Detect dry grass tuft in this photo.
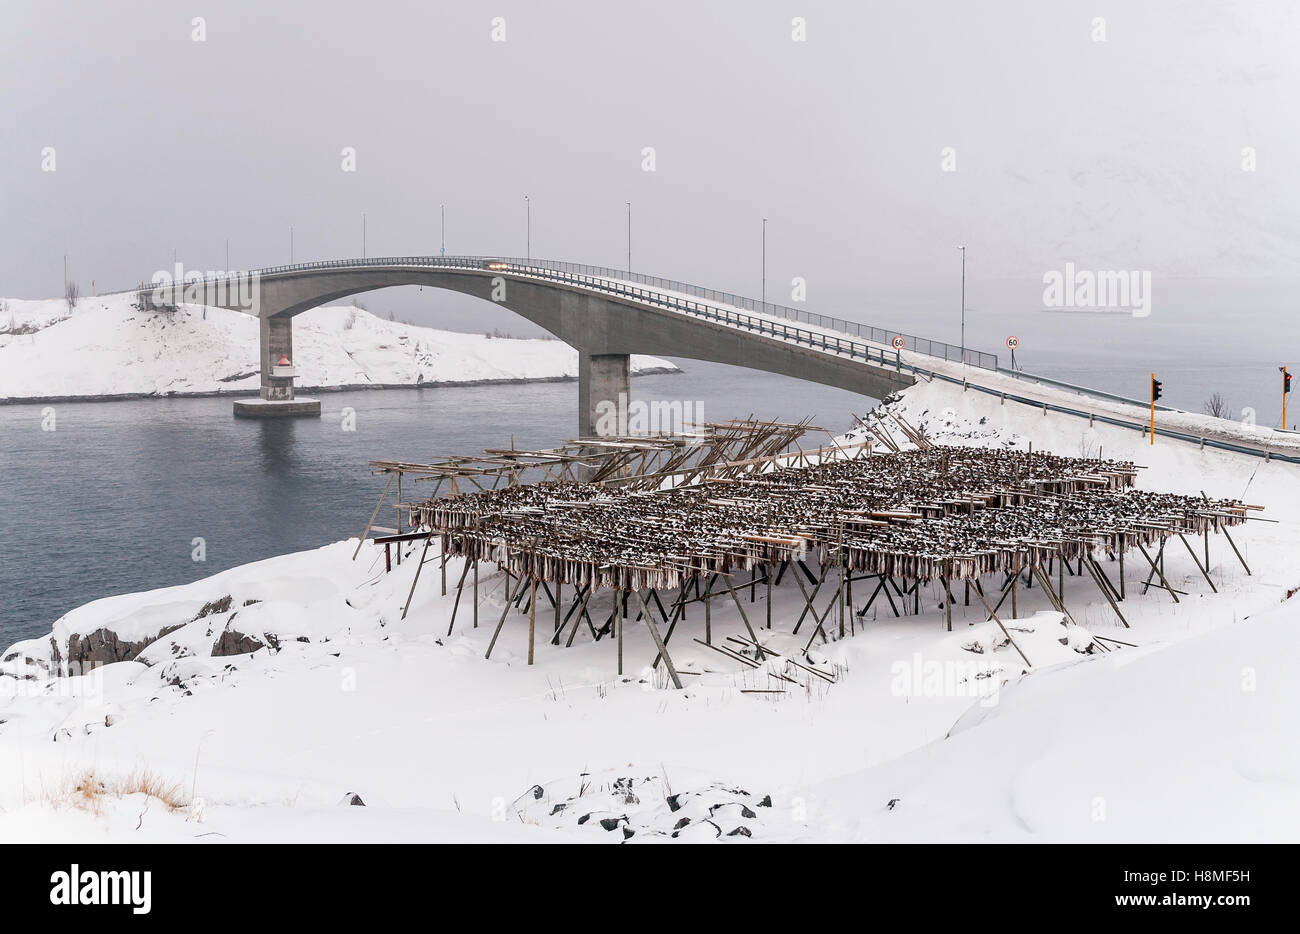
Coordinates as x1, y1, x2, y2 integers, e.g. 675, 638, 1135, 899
43, 767, 188, 816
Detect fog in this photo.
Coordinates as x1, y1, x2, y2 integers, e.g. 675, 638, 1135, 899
3, 0, 1296, 339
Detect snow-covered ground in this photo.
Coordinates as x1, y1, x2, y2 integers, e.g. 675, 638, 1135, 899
0, 294, 675, 402
1, 374, 1297, 843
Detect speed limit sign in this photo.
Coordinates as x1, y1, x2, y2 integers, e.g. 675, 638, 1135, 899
891, 336, 906, 350
1006, 335, 1020, 350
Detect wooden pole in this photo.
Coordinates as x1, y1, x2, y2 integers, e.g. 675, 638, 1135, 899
790, 567, 826, 635
721, 574, 767, 657
1177, 533, 1217, 593
352, 473, 394, 560
1220, 526, 1252, 575
633, 589, 682, 689
564, 585, 598, 648
554, 579, 562, 646
1136, 540, 1180, 603
766, 566, 773, 629
446, 556, 473, 635
485, 571, 516, 659
704, 579, 712, 644
400, 533, 434, 620
970, 580, 1032, 667
528, 579, 537, 665
1084, 556, 1131, 628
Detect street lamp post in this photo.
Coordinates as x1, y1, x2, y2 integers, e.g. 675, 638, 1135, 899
958, 245, 967, 365
524, 195, 530, 261
626, 201, 632, 274
363, 213, 367, 258
441, 204, 446, 256
290, 226, 294, 263
762, 218, 767, 309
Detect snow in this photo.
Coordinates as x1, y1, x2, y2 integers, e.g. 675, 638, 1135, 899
0, 294, 675, 402
2, 370, 1298, 842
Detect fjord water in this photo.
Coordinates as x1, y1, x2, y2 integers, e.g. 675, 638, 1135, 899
0, 364, 866, 645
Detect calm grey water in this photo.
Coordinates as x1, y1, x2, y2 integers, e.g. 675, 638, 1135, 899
0, 362, 866, 646
3, 275, 1296, 648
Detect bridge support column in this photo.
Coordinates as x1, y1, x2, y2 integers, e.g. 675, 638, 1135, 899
234, 314, 320, 417
578, 352, 630, 438
260, 315, 295, 401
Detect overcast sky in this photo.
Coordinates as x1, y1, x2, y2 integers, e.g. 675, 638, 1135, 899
3, 0, 1297, 336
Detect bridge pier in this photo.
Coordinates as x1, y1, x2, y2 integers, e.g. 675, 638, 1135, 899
234, 314, 320, 418
260, 315, 295, 401
578, 352, 630, 438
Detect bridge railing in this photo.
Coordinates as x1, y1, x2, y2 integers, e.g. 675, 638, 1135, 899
495, 260, 914, 376
468, 256, 999, 371
136, 254, 996, 370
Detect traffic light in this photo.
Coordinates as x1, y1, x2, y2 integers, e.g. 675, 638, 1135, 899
1151, 376, 1163, 401
1284, 369, 1292, 394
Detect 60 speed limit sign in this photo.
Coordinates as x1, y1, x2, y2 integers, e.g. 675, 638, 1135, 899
1006, 335, 1020, 350
891, 336, 906, 350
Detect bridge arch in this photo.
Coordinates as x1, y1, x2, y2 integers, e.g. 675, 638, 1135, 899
144, 257, 914, 431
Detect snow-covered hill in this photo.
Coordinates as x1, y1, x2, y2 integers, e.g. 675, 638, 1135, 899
0, 295, 676, 402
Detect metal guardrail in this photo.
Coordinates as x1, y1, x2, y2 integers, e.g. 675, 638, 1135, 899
997, 366, 1177, 413
929, 369, 1300, 465
500, 260, 910, 371
135, 254, 998, 371
474, 256, 1001, 371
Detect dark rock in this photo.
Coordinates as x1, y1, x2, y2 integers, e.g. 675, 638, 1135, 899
577, 813, 591, 825
666, 793, 682, 812
599, 817, 622, 832
342, 793, 365, 806
673, 817, 690, 830
530, 784, 544, 800
758, 795, 772, 807
622, 826, 635, 839
193, 595, 233, 620
549, 803, 568, 816
740, 805, 757, 819
727, 826, 752, 837
211, 628, 265, 657
54, 624, 184, 667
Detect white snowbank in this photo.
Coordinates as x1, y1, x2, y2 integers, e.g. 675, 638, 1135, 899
0, 294, 676, 402
2, 374, 1298, 842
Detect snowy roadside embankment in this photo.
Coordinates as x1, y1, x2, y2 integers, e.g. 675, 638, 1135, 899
0, 295, 677, 403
